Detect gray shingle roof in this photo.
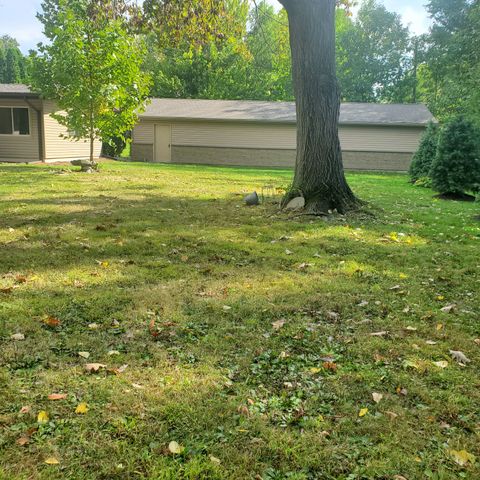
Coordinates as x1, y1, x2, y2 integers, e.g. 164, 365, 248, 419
140, 98, 435, 126
0, 84, 39, 97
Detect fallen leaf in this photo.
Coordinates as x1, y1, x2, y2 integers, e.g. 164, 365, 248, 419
11, 333, 25, 341
433, 361, 449, 369
78, 351, 90, 359
358, 300, 369, 307
44, 457, 60, 465
298, 262, 313, 270
309, 367, 321, 374
88, 323, 99, 330
396, 387, 408, 396
372, 392, 383, 404
271, 319, 286, 330
358, 408, 368, 417
393, 476, 408, 480
449, 350, 471, 365
386, 411, 399, 419
209, 455, 221, 465
285, 249, 293, 255
404, 326, 417, 331
403, 359, 420, 370
222, 305, 232, 311
37, 411, 49, 424
168, 441, 184, 454
426, 340, 437, 345
48, 394, 67, 401
322, 361, 337, 371
441, 304, 456, 314
132, 383, 144, 389
474, 339, 480, 346
43, 316, 61, 327
84, 363, 106, 373
108, 350, 120, 356
448, 449, 476, 466
370, 331, 388, 337
16, 435, 30, 446
15, 275, 27, 284
19, 406, 30, 414
436, 323, 444, 331
75, 402, 89, 414
0, 286, 14, 294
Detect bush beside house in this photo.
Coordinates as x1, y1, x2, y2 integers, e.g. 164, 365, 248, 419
409, 122, 439, 184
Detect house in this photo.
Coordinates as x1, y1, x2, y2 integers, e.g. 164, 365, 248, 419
131, 99, 435, 171
0, 84, 101, 163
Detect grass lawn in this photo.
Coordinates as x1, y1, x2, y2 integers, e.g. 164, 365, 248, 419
0, 160, 479, 480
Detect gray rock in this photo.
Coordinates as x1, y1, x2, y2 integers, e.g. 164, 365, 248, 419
285, 197, 305, 211
244, 191, 260, 206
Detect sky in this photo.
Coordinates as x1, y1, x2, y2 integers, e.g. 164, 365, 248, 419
0, 0, 432, 54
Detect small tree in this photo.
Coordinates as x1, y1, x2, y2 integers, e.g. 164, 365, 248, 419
30, 0, 150, 165
430, 116, 480, 195
409, 121, 440, 183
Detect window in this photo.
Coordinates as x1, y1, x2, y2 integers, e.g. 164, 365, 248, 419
0, 107, 30, 135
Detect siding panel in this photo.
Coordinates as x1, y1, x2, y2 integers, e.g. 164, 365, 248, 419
0, 98, 40, 160
132, 122, 155, 144
43, 100, 102, 160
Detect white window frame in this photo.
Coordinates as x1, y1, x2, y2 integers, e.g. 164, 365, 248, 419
0, 106, 31, 137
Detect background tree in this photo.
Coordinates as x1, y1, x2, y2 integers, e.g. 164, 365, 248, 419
0, 36, 29, 83
430, 117, 480, 195
30, 0, 150, 164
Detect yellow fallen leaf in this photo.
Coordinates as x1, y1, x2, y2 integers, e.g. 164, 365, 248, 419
37, 411, 49, 424
359, 408, 368, 417
44, 457, 60, 465
168, 441, 184, 454
209, 455, 221, 465
309, 367, 321, 374
75, 402, 89, 414
433, 361, 449, 369
449, 449, 476, 466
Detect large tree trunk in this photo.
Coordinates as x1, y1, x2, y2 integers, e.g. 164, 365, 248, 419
279, 0, 360, 214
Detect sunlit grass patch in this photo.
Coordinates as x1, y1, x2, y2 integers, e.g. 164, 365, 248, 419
0, 161, 479, 479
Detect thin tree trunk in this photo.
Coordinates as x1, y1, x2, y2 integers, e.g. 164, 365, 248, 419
279, 0, 360, 214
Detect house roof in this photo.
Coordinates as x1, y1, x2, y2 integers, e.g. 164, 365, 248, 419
140, 98, 435, 127
0, 83, 40, 98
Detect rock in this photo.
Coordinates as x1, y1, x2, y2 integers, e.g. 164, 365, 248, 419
244, 191, 259, 206
71, 159, 97, 173
285, 197, 305, 211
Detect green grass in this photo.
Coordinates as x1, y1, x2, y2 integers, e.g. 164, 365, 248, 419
0, 160, 479, 480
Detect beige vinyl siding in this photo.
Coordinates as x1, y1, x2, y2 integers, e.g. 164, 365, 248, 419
0, 98, 40, 160
134, 120, 424, 154
132, 122, 155, 144
43, 100, 101, 160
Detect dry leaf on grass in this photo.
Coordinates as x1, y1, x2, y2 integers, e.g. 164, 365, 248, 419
48, 394, 67, 401
370, 331, 388, 337
16, 436, 30, 446
358, 408, 368, 417
168, 441, 184, 454
11, 333, 25, 341
433, 361, 449, 369
44, 457, 60, 465
19, 406, 30, 414
84, 363, 106, 373
372, 393, 383, 404
271, 319, 286, 330
449, 350, 471, 365
448, 449, 476, 466
43, 316, 61, 327
441, 304, 456, 313
78, 351, 90, 359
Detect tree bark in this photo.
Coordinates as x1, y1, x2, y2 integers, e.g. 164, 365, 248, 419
278, 0, 360, 214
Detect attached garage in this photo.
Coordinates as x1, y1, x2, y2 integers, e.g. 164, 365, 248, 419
0, 84, 101, 163
131, 99, 435, 171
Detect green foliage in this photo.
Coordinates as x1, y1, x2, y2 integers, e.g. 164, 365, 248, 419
29, 0, 150, 162
430, 116, 480, 194
409, 122, 440, 182
0, 35, 28, 84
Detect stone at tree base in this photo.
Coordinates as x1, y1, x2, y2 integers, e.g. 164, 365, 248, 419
285, 197, 305, 211
71, 159, 97, 173
244, 191, 260, 206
